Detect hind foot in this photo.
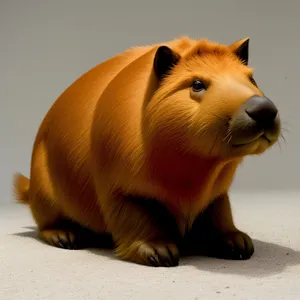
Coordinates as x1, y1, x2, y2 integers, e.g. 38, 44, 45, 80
40, 229, 87, 250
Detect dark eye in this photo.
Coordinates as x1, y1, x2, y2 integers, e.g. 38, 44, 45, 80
192, 80, 206, 92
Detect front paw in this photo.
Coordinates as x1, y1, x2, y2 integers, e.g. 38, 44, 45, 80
116, 241, 180, 267
213, 231, 254, 260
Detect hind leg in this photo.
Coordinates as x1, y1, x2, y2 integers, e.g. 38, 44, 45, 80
29, 192, 99, 250
28, 142, 102, 250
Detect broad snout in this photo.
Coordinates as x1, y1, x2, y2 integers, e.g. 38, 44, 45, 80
230, 95, 281, 147
244, 95, 278, 128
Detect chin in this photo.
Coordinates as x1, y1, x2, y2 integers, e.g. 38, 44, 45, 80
226, 135, 279, 157
250, 136, 278, 155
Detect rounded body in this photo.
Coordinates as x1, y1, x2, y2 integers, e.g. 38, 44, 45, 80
13, 36, 280, 267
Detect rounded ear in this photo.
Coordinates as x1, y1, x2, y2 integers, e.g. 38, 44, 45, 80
153, 46, 181, 80
229, 37, 250, 65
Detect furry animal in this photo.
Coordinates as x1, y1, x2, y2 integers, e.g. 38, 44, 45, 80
13, 36, 281, 267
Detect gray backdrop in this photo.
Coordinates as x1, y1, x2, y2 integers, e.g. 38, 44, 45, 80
1, 0, 299, 204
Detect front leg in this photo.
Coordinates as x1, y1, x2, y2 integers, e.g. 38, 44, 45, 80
185, 193, 254, 260
102, 193, 181, 267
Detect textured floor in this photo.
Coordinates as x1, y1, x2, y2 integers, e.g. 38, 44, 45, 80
1, 191, 300, 300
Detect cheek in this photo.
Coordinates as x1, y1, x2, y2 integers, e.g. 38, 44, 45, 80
191, 108, 227, 148
191, 91, 232, 135
187, 93, 236, 153
145, 92, 199, 142
161, 91, 199, 121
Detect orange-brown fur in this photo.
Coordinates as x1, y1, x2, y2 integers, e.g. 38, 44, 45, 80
13, 36, 279, 266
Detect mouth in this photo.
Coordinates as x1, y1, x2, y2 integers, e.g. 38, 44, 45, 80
231, 133, 271, 148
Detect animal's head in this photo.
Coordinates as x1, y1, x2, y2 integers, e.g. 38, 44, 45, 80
143, 37, 281, 159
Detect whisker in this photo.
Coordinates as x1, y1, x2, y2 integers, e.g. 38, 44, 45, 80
280, 133, 287, 147
227, 134, 233, 144
222, 132, 230, 143
281, 127, 290, 134
209, 131, 220, 154
225, 132, 231, 143
281, 121, 293, 132
223, 127, 233, 144
281, 120, 292, 126
211, 112, 226, 122
277, 139, 282, 152
196, 122, 211, 137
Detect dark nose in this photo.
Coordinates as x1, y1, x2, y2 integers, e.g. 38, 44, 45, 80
244, 95, 278, 126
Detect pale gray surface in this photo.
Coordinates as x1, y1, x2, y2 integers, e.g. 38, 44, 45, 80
1, 192, 300, 300
0, 0, 299, 205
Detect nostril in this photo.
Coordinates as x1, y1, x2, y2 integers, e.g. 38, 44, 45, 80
246, 106, 278, 122
244, 96, 278, 125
